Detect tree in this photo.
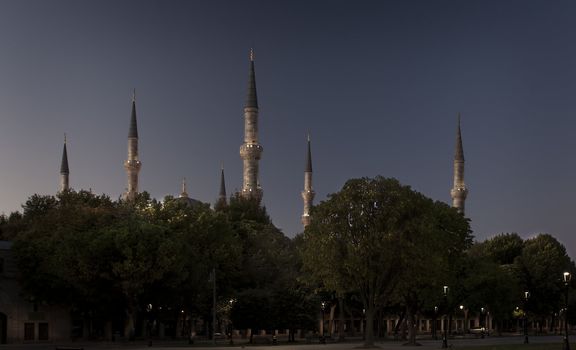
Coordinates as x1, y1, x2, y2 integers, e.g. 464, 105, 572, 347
474, 233, 523, 265
514, 234, 574, 332
464, 240, 521, 335
300, 176, 471, 347
391, 200, 472, 345
225, 194, 309, 339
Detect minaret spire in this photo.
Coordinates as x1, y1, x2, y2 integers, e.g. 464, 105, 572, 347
59, 133, 70, 192
216, 165, 227, 208
180, 178, 189, 198
128, 89, 138, 139
450, 113, 468, 214
239, 49, 263, 201
123, 89, 142, 201
301, 134, 315, 228
245, 48, 258, 109
219, 165, 227, 199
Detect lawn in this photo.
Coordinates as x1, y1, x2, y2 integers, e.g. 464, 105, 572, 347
453, 344, 563, 350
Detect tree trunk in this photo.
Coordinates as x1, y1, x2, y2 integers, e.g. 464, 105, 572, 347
347, 305, 355, 337
393, 310, 405, 340
329, 303, 336, 337
406, 305, 418, 345
364, 306, 375, 347
124, 299, 136, 341
104, 320, 112, 341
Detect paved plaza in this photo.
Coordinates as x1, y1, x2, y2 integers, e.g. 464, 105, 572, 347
0, 335, 570, 350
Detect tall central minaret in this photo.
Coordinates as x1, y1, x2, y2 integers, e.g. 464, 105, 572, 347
301, 134, 315, 228
123, 90, 141, 201
59, 134, 70, 192
450, 113, 468, 214
239, 49, 263, 202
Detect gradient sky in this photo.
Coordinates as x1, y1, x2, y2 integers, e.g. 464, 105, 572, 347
0, 0, 575, 258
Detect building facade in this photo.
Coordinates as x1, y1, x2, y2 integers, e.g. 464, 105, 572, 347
0, 241, 71, 343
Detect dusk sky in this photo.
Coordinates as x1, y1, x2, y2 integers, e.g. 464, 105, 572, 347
0, 0, 575, 258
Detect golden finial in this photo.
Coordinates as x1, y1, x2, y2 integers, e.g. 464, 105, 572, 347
249, 48, 255, 61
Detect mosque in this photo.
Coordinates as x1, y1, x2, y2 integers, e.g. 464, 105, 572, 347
58, 48, 469, 229
0, 49, 469, 343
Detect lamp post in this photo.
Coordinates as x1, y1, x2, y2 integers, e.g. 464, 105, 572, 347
480, 308, 486, 339
362, 308, 366, 341
210, 267, 216, 345
524, 291, 530, 344
320, 301, 326, 343
146, 303, 153, 347
228, 299, 235, 345
433, 306, 438, 340
442, 286, 449, 349
563, 272, 571, 350
459, 305, 468, 334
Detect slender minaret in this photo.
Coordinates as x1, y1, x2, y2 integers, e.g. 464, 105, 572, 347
123, 90, 142, 201
239, 49, 263, 202
59, 134, 70, 192
301, 134, 315, 228
450, 113, 468, 214
179, 178, 189, 198
219, 166, 227, 205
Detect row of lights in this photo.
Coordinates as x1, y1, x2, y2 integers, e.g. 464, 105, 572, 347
440, 271, 572, 349
149, 271, 573, 345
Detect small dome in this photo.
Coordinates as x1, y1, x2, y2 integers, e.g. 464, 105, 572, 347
174, 196, 203, 208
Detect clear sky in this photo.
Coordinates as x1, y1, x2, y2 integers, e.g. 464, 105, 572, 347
0, 0, 575, 258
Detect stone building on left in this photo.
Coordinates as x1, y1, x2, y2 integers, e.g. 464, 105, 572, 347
0, 241, 70, 343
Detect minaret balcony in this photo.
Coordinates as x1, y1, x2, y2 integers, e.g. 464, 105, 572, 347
124, 160, 142, 169
450, 187, 468, 198
240, 143, 263, 159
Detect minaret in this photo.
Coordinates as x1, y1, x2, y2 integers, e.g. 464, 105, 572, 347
450, 113, 468, 214
59, 134, 70, 192
123, 90, 142, 201
239, 49, 263, 202
301, 134, 315, 228
179, 178, 189, 198
218, 166, 227, 206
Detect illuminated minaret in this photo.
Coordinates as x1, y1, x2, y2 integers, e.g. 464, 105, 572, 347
123, 90, 142, 201
179, 178, 188, 198
216, 166, 227, 208
301, 134, 315, 228
450, 113, 468, 214
239, 49, 263, 201
59, 134, 70, 192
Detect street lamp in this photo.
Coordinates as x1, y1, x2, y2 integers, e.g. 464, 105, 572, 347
480, 308, 486, 339
442, 286, 449, 349
362, 308, 366, 341
433, 306, 439, 340
320, 301, 326, 343
563, 272, 571, 350
228, 299, 235, 345
146, 303, 153, 347
459, 305, 466, 334
524, 291, 530, 344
